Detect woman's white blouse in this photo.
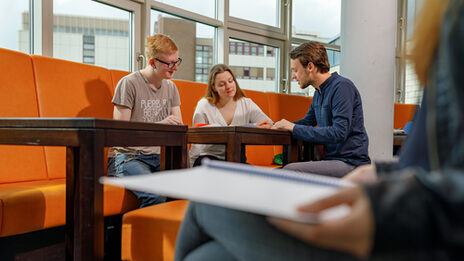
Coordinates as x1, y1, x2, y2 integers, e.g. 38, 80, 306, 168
189, 97, 272, 167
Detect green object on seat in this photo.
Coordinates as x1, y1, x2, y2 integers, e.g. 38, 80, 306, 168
273, 153, 283, 165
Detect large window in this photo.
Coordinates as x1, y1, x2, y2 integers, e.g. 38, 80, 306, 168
229, 0, 279, 27
292, 0, 341, 39
403, 0, 422, 104
155, 0, 216, 18
0, 1, 30, 53
229, 39, 279, 92
53, 0, 132, 70
151, 9, 215, 83
0, 0, 351, 96
290, 0, 341, 95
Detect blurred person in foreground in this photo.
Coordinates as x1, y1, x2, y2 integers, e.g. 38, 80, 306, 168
174, 0, 464, 260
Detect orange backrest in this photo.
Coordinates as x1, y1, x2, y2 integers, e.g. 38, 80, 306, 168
174, 79, 208, 127
32, 55, 114, 179
243, 89, 270, 116
0, 48, 48, 184
110, 69, 131, 95
266, 92, 312, 122
393, 103, 418, 129
242, 89, 276, 166
266, 92, 312, 156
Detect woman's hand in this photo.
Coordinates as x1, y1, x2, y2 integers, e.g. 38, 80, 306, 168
268, 187, 374, 259
343, 164, 377, 184
255, 119, 273, 129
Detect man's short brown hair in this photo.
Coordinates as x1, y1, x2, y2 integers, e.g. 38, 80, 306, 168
145, 34, 178, 60
289, 41, 330, 73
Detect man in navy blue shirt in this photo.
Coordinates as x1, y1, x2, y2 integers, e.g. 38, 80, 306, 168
273, 42, 371, 177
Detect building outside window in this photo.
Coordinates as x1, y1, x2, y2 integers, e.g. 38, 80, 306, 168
82, 35, 95, 64
291, 0, 341, 96
0, 1, 29, 53
151, 9, 215, 83
49, 0, 132, 71
229, 39, 278, 92
195, 43, 213, 83
0, 0, 354, 96
402, 0, 422, 104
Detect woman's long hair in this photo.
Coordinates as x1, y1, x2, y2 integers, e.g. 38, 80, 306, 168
409, 0, 449, 84
205, 64, 245, 104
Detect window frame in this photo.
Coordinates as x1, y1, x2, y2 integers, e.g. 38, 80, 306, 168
31, 0, 140, 71
20, 0, 349, 94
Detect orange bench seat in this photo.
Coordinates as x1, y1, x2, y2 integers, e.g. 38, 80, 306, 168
121, 200, 189, 261
0, 48, 140, 239
0, 180, 138, 237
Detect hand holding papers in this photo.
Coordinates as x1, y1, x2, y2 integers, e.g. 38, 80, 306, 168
101, 159, 353, 223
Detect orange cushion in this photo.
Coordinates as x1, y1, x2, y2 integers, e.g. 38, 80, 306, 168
0, 146, 48, 184
0, 179, 65, 237
0, 48, 39, 117
242, 89, 276, 166
110, 69, 131, 95
122, 200, 189, 261
32, 55, 114, 179
0, 179, 138, 237
243, 89, 270, 116
174, 79, 207, 127
0, 48, 48, 184
103, 184, 140, 217
267, 93, 312, 157
266, 92, 312, 122
394, 103, 418, 129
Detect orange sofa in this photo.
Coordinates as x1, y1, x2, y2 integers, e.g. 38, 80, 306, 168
393, 103, 418, 129
0, 49, 139, 241
0, 48, 419, 260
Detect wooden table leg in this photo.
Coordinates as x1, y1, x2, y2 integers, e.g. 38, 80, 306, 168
226, 134, 242, 163
163, 146, 173, 170
66, 147, 76, 261
282, 145, 290, 166
66, 130, 104, 261
172, 135, 188, 169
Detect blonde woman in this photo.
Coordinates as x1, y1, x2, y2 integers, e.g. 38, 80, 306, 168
189, 64, 272, 167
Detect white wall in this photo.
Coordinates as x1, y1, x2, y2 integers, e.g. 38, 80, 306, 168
340, 0, 396, 161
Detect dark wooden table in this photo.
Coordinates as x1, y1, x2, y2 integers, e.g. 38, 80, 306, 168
393, 134, 407, 155
394, 134, 407, 146
188, 126, 305, 165
0, 118, 188, 261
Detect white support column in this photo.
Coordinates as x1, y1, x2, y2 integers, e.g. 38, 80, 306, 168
340, 0, 397, 161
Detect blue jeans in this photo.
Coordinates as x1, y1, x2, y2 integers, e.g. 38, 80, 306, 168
107, 153, 166, 208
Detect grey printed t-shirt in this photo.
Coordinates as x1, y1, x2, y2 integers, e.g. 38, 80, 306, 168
110, 71, 181, 155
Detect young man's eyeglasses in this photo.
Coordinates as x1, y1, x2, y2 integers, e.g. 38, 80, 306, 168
154, 58, 182, 69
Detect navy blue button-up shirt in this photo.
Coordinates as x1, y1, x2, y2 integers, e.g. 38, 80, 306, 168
292, 72, 371, 167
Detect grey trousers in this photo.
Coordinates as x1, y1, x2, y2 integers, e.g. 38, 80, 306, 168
175, 202, 452, 261
175, 202, 359, 261
283, 160, 356, 178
